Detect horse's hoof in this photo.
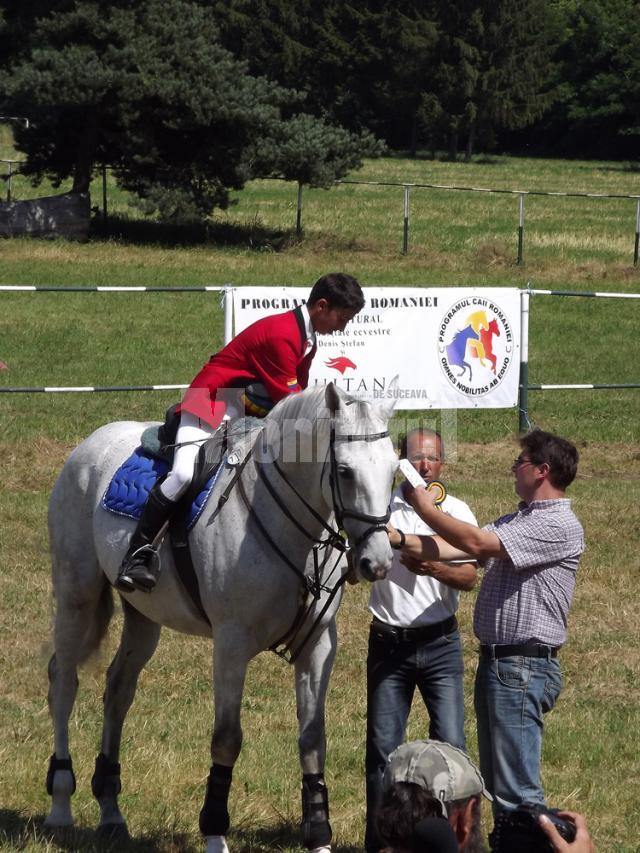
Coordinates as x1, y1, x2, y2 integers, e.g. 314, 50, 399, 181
205, 836, 229, 853
311, 847, 332, 853
44, 809, 74, 829
96, 822, 130, 843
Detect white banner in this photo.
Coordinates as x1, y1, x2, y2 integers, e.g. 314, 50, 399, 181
232, 287, 521, 409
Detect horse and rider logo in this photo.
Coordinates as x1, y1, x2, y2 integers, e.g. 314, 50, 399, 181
438, 299, 513, 397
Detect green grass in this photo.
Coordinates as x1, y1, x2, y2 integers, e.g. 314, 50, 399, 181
1, 149, 639, 851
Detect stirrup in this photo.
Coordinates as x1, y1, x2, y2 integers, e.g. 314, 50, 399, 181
116, 545, 160, 593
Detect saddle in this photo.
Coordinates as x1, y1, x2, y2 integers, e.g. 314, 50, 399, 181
105, 410, 264, 623
166, 423, 229, 624
140, 403, 181, 464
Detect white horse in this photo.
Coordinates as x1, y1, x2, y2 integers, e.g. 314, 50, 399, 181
45, 383, 398, 852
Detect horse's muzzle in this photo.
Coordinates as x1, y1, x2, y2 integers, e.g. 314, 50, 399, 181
356, 551, 392, 582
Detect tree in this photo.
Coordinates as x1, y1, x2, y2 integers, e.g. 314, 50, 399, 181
503, 0, 640, 158
416, 0, 561, 160
0, 0, 381, 222
559, 0, 640, 155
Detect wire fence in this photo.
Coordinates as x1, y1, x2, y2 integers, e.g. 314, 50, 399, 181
1, 286, 638, 443
3, 160, 640, 264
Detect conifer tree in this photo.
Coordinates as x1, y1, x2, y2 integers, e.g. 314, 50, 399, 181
0, 0, 380, 221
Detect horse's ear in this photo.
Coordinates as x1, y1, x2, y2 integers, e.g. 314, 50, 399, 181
376, 375, 399, 421
325, 381, 344, 414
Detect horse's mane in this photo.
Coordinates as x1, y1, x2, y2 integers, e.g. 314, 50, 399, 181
266, 385, 379, 428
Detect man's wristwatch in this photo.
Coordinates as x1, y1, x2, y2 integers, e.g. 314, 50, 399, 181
391, 530, 406, 550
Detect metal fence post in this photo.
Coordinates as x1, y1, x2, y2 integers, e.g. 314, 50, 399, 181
296, 182, 303, 236
102, 164, 108, 221
517, 193, 525, 265
402, 185, 410, 255
7, 161, 13, 202
223, 285, 234, 345
518, 288, 530, 432
634, 199, 639, 266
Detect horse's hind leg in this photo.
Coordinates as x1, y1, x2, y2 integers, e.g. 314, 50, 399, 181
295, 620, 338, 853
92, 599, 161, 839
46, 576, 114, 828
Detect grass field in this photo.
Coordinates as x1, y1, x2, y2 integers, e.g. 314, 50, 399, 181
1, 145, 639, 851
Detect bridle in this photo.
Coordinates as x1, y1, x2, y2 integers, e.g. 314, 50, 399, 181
234, 419, 392, 663
327, 424, 391, 548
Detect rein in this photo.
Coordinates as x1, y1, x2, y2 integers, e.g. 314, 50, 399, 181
234, 420, 391, 663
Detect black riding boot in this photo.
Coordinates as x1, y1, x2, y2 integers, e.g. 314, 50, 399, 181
116, 483, 174, 593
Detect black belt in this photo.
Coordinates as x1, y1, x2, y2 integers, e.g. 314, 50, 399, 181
371, 615, 457, 644
480, 643, 559, 659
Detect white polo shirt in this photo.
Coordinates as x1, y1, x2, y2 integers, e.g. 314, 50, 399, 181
369, 486, 478, 628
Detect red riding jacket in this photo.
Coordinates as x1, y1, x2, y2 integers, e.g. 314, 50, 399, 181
179, 306, 316, 427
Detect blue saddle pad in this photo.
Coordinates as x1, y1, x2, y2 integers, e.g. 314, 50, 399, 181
101, 446, 222, 530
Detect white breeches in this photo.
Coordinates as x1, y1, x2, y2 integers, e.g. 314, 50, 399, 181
159, 411, 217, 502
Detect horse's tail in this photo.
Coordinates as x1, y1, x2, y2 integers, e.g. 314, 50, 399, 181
78, 579, 114, 666
50, 575, 115, 668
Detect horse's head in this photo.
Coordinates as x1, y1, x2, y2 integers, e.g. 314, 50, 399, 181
324, 383, 397, 582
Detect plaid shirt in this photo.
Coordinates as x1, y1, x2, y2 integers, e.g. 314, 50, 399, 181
473, 499, 584, 646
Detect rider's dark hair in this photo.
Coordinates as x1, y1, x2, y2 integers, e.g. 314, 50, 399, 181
520, 428, 579, 489
308, 272, 365, 312
399, 428, 444, 462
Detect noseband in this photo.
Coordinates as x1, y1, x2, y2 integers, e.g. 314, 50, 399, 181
328, 425, 391, 549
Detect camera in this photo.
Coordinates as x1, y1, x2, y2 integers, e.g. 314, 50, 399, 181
489, 802, 577, 852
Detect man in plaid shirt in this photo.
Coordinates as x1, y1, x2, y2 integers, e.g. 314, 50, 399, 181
388, 429, 584, 821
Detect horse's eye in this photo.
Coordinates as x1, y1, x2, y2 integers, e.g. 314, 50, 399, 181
338, 466, 354, 480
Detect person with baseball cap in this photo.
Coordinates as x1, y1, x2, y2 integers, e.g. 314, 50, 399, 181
376, 739, 492, 852
376, 740, 595, 853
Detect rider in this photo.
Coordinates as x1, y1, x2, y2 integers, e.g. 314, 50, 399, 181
116, 272, 365, 593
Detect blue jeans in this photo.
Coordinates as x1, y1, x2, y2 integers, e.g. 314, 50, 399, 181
364, 624, 466, 851
474, 651, 563, 816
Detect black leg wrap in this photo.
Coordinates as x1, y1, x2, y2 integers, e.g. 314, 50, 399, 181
301, 773, 332, 849
46, 753, 76, 796
199, 764, 233, 837
91, 752, 122, 799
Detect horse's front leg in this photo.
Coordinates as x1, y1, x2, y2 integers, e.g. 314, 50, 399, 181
201, 628, 253, 853
294, 619, 338, 853
92, 600, 161, 840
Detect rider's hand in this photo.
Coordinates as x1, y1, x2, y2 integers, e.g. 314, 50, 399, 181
538, 812, 595, 853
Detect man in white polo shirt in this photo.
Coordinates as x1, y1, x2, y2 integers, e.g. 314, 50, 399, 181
364, 428, 478, 853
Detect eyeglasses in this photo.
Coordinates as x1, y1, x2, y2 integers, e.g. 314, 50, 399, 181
512, 455, 534, 469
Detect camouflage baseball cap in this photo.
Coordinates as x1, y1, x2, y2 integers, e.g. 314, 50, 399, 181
382, 740, 492, 817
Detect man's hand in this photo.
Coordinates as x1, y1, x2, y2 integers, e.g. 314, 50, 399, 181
538, 812, 595, 853
401, 554, 478, 590
344, 549, 360, 585
400, 554, 436, 576
405, 481, 438, 515
387, 523, 402, 549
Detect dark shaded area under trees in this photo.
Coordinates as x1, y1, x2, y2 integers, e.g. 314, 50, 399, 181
0, 0, 638, 227
213, 0, 639, 160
